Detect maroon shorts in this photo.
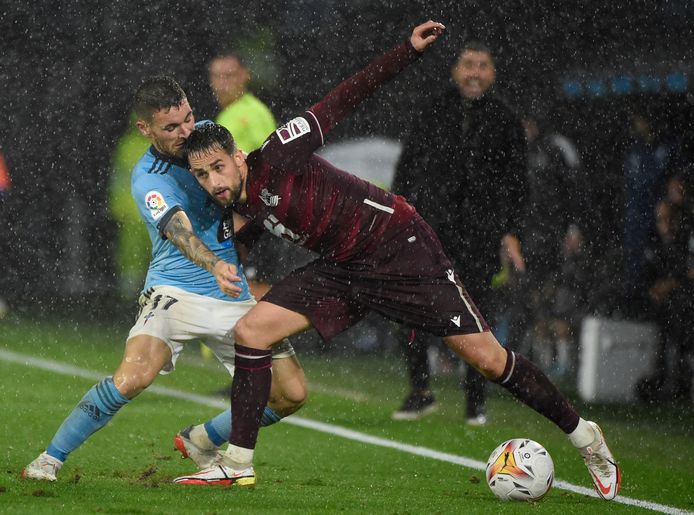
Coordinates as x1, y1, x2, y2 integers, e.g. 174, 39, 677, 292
263, 220, 489, 341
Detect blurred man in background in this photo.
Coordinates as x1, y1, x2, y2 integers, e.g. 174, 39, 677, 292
209, 51, 276, 155
391, 41, 527, 425
522, 115, 587, 382
109, 115, 151, 298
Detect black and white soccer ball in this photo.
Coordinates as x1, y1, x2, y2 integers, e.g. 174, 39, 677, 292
486, 438, 554, 501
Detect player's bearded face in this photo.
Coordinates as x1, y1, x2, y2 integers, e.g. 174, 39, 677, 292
143, 100, 195, 158
189, 146, 246, 207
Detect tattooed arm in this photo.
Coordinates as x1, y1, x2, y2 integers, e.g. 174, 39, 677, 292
162, 210, 242, 297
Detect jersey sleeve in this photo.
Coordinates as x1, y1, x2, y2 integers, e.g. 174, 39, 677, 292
131, 173, 188, 238
260, 40, 421, 171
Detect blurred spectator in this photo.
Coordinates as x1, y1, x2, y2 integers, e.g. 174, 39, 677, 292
520, 116, 588, 380
522, 115, 583, 285
109, 116, 151, 298
637, 199, 694, 402
391, 41, 527, 424
622, 110, 676, 315
209, 51, 276, 156
0, 150, 10, 193
530, 225, 590, 381
664, 172, 694, 237
0, 150, 10, 318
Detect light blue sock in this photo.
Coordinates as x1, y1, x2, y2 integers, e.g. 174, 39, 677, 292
204, 406, 282, 447
46, 377, 129, 462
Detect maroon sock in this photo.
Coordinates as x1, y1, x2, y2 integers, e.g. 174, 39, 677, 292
229, 343, 272, 449
495, 351, 580, 434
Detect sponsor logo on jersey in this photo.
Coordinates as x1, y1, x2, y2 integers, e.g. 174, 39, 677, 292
218, 207, 234, 242
221, 219, 233, 240
263, 214, 307, 245
276, 117, 311, 144
145, 191, 168, 220
259, 188, 281, 207
451, 315, 461, 327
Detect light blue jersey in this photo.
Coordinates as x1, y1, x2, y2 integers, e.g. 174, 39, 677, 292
131, 143, 251, 301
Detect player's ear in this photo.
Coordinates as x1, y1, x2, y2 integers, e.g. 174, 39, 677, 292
233, 149, 246, 167
135, 119, 150, 138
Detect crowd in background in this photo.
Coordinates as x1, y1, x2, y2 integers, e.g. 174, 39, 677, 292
499, 107, 694, 402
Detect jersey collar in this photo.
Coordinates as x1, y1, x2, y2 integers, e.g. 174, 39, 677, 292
149, 145, 188, 169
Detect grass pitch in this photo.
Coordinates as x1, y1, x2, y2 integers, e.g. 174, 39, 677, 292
0, 314, 692, 514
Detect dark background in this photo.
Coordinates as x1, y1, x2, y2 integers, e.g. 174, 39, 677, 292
1, 0, 693, 317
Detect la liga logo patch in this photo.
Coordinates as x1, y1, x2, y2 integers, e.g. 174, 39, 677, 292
276, 117, 310, 144
145, 191, 168, 220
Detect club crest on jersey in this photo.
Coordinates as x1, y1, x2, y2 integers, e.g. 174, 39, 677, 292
259, 188, 281, 207
276, 117, 310, 144
145, 191, 168, 220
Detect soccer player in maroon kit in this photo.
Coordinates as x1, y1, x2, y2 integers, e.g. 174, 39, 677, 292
174, 20, 620, 500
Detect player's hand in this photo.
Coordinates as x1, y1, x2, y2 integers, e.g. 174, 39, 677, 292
501, 233, 526, 273
410, 20, 446, 52
213, 261, 243, 297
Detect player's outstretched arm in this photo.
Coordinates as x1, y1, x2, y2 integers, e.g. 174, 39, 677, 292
261, 19, 447, 171
409, 20, 446, 52
162, 210, 243, 297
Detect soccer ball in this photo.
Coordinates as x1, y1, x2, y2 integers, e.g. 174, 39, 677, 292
486, 438, 554, 501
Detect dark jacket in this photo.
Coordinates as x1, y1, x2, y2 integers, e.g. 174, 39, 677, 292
392, 87, 528, 296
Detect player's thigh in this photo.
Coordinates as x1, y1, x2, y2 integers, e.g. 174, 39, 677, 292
127, 286, 196, 374
113, 334, 172, 397
443, 331, 507, 379
269, 354, 307, 412
234, 301, 312, 348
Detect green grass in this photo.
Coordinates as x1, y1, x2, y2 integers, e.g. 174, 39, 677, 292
0, 314, 693, 514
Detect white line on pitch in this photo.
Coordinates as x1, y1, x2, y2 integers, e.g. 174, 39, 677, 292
1, 347, 690, 515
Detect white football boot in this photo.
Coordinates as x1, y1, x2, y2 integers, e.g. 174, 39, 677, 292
173, 464, 256, 487
22, 452, 63, 481
579, 421, 621, 500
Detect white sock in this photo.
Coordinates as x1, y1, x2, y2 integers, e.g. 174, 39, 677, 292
190, 424, 216, 450
568, 418, 596, 448
222, 444, 254, 469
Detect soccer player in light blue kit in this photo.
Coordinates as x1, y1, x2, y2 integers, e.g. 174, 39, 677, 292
23, 76, 307, 482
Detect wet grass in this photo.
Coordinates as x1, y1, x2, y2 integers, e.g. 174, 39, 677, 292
0, 314, 692, 513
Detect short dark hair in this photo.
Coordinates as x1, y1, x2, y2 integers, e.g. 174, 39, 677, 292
183, 122, 237, 159
133, 75, 187, 121
209, 51, 247, 69
460, 40, 495, 63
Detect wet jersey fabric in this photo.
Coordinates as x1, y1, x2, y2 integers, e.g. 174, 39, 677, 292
233, 41, 489, 337
131, 136, 251, 301
235, 41, 420, 263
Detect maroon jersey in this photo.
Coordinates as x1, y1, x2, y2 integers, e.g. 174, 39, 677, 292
235, 41, 420, 263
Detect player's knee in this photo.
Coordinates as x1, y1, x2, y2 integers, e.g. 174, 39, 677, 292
269, 389, 307, 416
113, 367, 159, 399
233, 317, 265, 347
268, 375, 308, 414
472, 347, 508, 380
283, 381, 308, 409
